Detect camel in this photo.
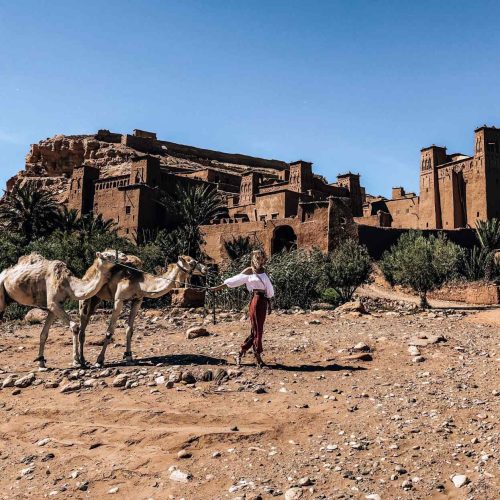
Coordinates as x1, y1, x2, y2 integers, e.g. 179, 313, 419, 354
0, 250, 127, 368
78, 255, 208, 367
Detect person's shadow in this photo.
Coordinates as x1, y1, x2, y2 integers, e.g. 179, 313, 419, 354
258, 362, 366, 372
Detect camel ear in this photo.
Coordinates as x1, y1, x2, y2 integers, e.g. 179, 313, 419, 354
96, 252, 102, 259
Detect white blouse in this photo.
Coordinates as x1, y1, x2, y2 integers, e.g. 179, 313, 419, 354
224, 272, 275, 299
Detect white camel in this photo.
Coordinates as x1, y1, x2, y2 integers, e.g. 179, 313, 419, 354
78, 255, 207, 367
0, 250, 127, 368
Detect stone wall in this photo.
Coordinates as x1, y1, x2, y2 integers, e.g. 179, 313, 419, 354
428, 282, 500, 305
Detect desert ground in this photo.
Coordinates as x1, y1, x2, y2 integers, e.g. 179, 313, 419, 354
0, 291, 498, 500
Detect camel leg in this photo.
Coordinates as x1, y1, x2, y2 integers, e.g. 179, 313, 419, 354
34, 312, 55, 369
95, 298, 124, 367
49, 302, 80, 367
124, 298, 142, 363
78, 296, 100, 367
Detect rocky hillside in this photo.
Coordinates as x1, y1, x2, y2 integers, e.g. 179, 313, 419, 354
5, 129, 289, 203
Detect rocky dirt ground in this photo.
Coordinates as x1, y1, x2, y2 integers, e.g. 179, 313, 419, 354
0, 298, 498, 500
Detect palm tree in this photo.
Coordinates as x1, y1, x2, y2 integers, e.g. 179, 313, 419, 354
224, 236, 255, 260
79, 213, 117, 235
161, 183, 226, 256
475, 218, 500, 281
56, 206, 82, 232
0, 183, 59, 241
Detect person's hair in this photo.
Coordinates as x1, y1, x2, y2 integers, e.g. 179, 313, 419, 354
251, 249, 267, 272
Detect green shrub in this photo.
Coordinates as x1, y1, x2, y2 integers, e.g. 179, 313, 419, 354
321, 288, 342, 306
267, 249, 327, 310
325, 239, 371, 302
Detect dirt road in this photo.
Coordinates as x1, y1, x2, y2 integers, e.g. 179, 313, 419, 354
0, 301, 498, 499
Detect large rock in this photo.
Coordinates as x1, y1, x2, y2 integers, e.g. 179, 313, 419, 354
186, 326, 210, 339
171, 288, 206, 308
335, 299, 367, 315
24, 308, 47, 324
14, 373, 36, 388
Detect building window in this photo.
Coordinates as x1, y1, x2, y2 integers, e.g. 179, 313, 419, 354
477, 211, 480, 217
259, 215, 266, 222
426, 222, 429, 228
487, 141, 499, 153
126, 206, 131, 215
271, 213, 278, 220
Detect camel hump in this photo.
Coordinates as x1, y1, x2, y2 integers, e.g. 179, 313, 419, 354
50, 261, 72, 282
17, 252, 45, 265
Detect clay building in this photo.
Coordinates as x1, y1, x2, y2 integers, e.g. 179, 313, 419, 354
362, 126, 500, 229
6, 124, 496, 263
8, 129, 364, 263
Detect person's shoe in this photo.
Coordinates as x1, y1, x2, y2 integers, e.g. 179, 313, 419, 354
236, 351, 244, 366
255, 353, 266, 368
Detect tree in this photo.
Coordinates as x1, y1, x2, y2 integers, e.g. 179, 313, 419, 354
79, 213, 117, 236
380, 231, 462, 308
325, 239, 372, 303
161, 183, 226, 258
0, 183, 59, 241
474, 218, 500, 281
224, 236, 256, 261
55, 206, 82, 233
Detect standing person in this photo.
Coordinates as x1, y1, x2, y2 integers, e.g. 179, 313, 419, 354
210, 249, 274, 367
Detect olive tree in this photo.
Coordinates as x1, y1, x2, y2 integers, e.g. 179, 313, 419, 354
380, 231, 462, 308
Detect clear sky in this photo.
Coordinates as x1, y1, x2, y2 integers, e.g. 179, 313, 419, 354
1, 0, 500, 197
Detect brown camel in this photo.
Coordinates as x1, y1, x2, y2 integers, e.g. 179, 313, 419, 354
78, 255, 207, 367
0, 250, 127, 368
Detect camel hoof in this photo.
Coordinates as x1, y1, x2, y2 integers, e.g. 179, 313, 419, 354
124, 357, 133, 364
94, 361, 104, 369
38, 367, 49, 373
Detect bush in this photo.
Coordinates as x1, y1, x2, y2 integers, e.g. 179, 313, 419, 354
321, 288, 342, 306
325, 239, 371, 302
380, 231, 462, 308
267, 249, 327, 310
27, 230, 134, 276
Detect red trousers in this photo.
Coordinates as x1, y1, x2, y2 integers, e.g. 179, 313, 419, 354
241, 293, 267, 354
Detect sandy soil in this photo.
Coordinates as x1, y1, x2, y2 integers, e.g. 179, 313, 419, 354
0, 300, 498, 500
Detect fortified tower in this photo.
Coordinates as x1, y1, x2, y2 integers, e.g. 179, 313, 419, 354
67, 164, 99, 215
418, 145, 447, 229
336, 173, 363, 216
289, 160, 313, 193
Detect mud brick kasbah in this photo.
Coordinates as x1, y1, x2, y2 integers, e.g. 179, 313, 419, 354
6, 125, 500, 263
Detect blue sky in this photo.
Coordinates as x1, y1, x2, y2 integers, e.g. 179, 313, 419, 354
1, 0, 500, 197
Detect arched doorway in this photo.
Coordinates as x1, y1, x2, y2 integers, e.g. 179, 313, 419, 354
272, 225, 297, 254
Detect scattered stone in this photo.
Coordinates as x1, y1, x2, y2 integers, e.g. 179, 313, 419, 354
408, 346, 420, 356
2, 374, 17, 388
108, 487, 119, 494
24, 308, 47, 324
298, 476, 314, 486
344, 352, 373, 362
186, 326, 210, 339
60, 381, 81, 393
36, 438, 51, 447
181, 371, 196, 384
284, 487, 303, 500
413, 355, 426, 363
336, 299, 367, 315
14, 373, 36, 388
169, 469, 192, 483
112, 374, 128, 387
451, 474, 469, 488
353, 342, 370, 352
177, 449, 192, 459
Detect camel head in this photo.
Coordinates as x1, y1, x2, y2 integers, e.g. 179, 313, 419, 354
177, 255, 208, 277
95, 249, 128, 271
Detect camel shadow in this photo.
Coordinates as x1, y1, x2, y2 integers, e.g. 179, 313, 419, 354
265, 363, 367, 372
104, 353, 228, 368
